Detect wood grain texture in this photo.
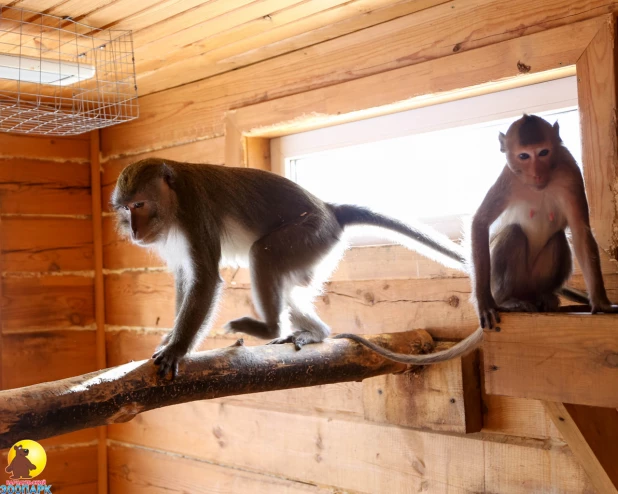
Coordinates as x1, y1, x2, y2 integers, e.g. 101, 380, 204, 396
134, 0, 613, 96
1, 218, 93, 272
108, 443, 336, 494
363, 345, 482, 433
483, 313, 618, 408
1, 330, 97, 389
106, 329, 565, 439
576, 15, 618, 257
108, 400, 592, 493
0, 158, 91, 215
544, 402, 618, 493
104, 270, 479, 337
2, 276, 95, 332
101, 1, 608, 157
0, 331, 432, 449
231, 19, 596, 138
0, 134, 89, 162
0, 445, 97, 494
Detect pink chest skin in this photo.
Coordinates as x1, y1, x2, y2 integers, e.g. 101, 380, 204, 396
529, 209, 555, 221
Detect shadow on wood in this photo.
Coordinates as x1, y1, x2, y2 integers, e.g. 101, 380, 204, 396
0, 330, 434, 449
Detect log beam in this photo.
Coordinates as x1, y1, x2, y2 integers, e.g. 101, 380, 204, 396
0, 330, 434, 449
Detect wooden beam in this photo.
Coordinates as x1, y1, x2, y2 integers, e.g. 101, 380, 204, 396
90, 130, 108, 494
576, 15, 618, 258
363, 344, 482, 433
544, 402, 618, 493
483, 313, 618, 408
225, 114, 245, 167
230, 17, 601, 138
0, 330, 434, 449
245, 137, 272, 171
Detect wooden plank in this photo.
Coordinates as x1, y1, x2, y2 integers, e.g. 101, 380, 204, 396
104, 270, 478, 336
1, 330, 97, 389
0, 444, 97, 494
544, 402, 618, 493
136, 0, 447, 95
0, 158, 91, 215
245, 137, 271, 171
483, 313, 618, 408
90, 130, 107, 494
133, 0, 612, 97
576, 15, 618, 257
101, 1, 609, 157
232, 21, 594, 138
108, 443, 336, 494
363, 344, 482, 433
100, 137, 225, 210
108, 400, 592, 493
2, 276, 95, 331
482, 395, 562, 440
105, 269, 618, 339
225, 115, 245, 167
1, 218, 93, 272
0, 134, 89, 162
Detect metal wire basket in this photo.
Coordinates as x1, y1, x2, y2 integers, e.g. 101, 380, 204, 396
0, 6, 139, 136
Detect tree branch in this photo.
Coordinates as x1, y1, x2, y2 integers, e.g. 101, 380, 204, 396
0, 330, 434, 448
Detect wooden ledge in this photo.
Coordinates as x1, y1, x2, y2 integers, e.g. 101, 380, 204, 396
483, 312, 618, 408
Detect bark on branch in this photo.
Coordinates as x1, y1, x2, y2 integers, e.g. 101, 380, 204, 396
0, 330, 434, 449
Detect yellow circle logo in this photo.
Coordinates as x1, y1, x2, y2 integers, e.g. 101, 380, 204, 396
5, 440, 47, 479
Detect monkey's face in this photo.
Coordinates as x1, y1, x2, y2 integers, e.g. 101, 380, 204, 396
505, 142, 555, 190
500, 115, 560, 191
112, 181, 173, 246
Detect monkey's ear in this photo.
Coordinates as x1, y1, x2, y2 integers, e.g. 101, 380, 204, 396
499, 132, 507, 153
553, 121, 563, 142
161, 162, 175, 187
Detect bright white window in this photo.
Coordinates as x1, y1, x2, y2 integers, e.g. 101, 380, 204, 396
271, 77, 581, 245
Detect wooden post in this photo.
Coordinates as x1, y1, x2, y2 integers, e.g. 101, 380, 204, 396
0, 330, 434, 449
544, 402, 618, 493
90, 130, 108, 494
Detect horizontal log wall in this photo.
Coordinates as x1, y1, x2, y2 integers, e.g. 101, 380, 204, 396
98, 0, 618, 492
0, 133, 98, 492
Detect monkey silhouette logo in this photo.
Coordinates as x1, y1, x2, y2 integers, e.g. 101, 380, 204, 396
5, 440, 47, 480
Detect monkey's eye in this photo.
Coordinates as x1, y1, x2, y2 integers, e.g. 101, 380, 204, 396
538, 149, 550, 157
133, 202, 144, 209
518, 153, 530, 160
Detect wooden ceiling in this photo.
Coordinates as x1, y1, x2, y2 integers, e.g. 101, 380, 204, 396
3, 0, 447, 97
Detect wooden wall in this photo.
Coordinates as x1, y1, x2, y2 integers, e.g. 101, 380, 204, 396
97, 1, 618, 492
0, 133, 98, 491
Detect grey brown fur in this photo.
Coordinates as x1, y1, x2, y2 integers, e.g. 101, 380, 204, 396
111, 158, 481, 377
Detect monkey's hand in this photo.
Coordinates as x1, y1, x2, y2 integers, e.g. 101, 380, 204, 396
476, 295, 501, 329
590, 298, 618, 314
152, 342, 187, 379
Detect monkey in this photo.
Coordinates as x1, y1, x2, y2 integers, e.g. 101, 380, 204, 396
112, 157, 487, 378
470, 113, 618, 329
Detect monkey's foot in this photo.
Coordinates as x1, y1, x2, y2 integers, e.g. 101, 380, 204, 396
498, 299, 538, 312
224, 317, 279, 340
268, 330, 324, 351
152, 343, 186, 379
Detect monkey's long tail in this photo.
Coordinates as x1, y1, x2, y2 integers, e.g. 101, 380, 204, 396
333, 327, 484, 365
331, 204, 467, 269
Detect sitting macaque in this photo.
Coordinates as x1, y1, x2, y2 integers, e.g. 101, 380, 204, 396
470, 113, 618, 328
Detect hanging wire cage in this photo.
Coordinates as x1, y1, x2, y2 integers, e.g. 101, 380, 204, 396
0, 5, 139, 136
